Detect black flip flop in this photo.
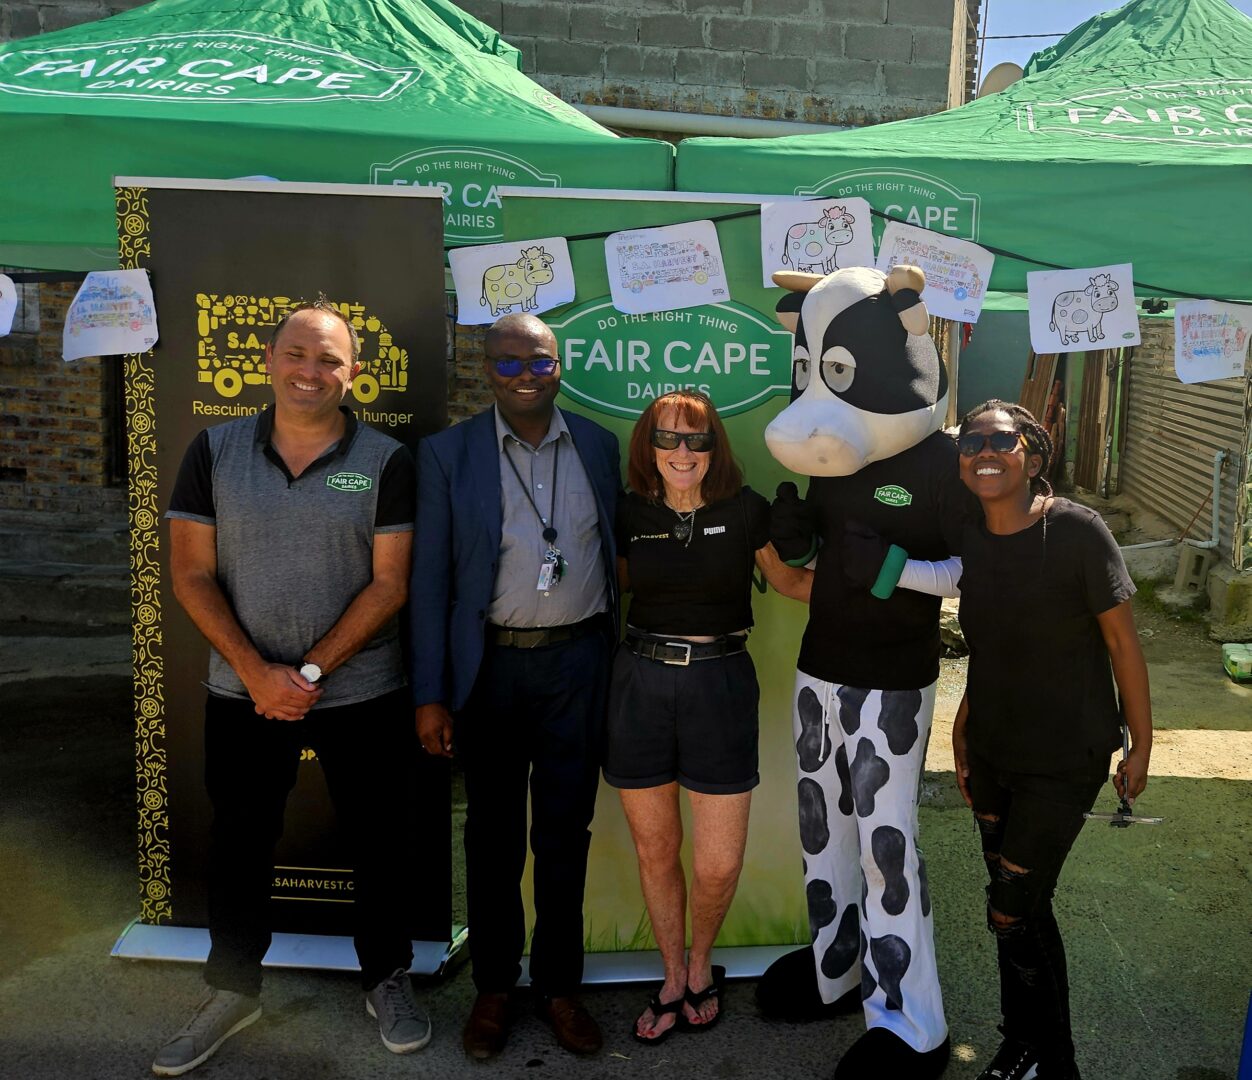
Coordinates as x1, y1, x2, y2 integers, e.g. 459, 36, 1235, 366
630, 991, 685, 1045
679, 965, 726, 1033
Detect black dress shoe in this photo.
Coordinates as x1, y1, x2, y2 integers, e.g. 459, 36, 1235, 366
463, 992, 511, 1061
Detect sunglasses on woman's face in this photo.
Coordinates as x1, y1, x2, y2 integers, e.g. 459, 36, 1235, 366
491, 356, 559, 378
958, 430, 1025, 457
651, 429, 716, 453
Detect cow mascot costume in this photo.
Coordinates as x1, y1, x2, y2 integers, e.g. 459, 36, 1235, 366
759, 264, 971, 1078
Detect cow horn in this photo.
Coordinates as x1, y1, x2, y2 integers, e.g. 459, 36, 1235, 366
772, 271, 823, 293
886, 265, 930, 336
886, 265, 925, 296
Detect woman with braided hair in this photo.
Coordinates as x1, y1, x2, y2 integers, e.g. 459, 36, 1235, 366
950, 399, 1152, 1080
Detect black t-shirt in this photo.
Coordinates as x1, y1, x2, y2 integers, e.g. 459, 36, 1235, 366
800, 430, 978, 690
958, 498, 1134, 772
617, 486, 771, 636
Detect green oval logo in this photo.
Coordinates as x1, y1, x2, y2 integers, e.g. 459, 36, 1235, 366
327, 472, 372, 493
548, 298, 792, 419
874, 484, 913, 507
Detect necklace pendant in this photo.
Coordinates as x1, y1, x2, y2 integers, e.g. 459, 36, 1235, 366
671, 520, 692, 542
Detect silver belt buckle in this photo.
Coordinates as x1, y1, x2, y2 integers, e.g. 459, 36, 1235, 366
662, 641, 692, 666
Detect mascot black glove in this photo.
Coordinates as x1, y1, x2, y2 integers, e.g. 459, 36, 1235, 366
842, 520, 909, 599
771, 482, 819, 566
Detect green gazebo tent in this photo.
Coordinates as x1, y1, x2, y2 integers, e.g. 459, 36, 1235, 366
0, 0, 673, 269
676, 0, 1252, 302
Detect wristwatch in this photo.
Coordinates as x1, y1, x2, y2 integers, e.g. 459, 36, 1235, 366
299, 662, 323, 684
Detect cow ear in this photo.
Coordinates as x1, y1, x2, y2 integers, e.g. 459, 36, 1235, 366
774, 291, 804, 333
515, 256, 526, 267
886, 264, 930, 336
773, 271, 823, 294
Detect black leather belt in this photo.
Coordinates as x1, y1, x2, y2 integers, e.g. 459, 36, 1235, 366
624, 630, 748, 666
487, 615, 601, 649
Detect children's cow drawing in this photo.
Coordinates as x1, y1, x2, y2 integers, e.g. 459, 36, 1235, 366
759, 264, 971, 1080
480, 245, 555, 317
780, 206, 856, 275
1049, 272, 1119, 345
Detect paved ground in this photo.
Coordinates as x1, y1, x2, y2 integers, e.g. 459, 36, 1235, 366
1, 606, 1249, 1079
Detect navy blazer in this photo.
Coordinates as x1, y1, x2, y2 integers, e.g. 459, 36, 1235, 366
409, 406, 620, 713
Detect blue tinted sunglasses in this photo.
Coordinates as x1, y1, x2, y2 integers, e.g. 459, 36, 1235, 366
492, 356, 558, 377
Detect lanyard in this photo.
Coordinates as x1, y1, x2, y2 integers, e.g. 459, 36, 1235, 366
503, 436, 560, 546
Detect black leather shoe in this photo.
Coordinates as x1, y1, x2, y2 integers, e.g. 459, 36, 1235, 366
463, 992, 510, 1061
537, 995, 602, 1055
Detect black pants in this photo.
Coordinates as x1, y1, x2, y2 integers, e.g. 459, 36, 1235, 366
968, 750, 1107, 1074
456, 626, 611, 997
203, 688, 416, 996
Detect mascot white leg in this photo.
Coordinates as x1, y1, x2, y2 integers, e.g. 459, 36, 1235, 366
778, 672, 950, 1077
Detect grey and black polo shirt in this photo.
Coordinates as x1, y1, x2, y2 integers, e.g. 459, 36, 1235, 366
167, 406, 415, 709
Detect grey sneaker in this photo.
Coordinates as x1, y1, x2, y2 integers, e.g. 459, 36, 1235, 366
151, 987, 261, 1076
365, 968, 431, 1054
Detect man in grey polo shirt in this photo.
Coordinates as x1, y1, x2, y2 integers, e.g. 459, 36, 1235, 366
411, 313, 619, 1060
153, 299, 425, 1076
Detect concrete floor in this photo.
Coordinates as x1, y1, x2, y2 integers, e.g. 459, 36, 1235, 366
0, 629, 1248, 1079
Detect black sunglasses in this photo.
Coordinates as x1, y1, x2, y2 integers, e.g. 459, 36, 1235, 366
958, 430, 1025, 457
491, 356, 559, 377
651, 429, 716, 453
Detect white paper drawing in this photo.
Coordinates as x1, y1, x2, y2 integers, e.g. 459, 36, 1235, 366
0, 274, 16, 337
1027, 263, 1139, 354
606, 220, 727, 315
63, 269, 159, 361
448, 236, 574, 326
760, 198, 874, 287
1174, 300, 1251, 384
874, 221, 995, 323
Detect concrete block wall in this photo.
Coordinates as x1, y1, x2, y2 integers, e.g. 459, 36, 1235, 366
458, 0, 974, 126
0, 0, 148, 42
0, 282, 125, 516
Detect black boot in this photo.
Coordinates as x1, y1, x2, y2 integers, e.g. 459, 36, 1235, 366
755, 947, 861, 1021
833, 1027, 951, 1079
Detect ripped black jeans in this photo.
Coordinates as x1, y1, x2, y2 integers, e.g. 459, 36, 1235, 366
967, 750, 1108, 1075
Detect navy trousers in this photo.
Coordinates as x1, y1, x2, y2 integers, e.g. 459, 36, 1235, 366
456, 626, 611, 997
202, 688, 417, 996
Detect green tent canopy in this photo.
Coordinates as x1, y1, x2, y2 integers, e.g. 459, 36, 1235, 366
676, 0, 1252, 302
0, 0, 673, 269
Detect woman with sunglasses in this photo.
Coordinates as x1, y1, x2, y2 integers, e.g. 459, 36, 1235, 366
951, 399, 1151, 1080
609, 390, 811, 1045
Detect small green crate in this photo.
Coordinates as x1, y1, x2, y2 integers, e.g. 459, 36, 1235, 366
1222, 643, 1252, 683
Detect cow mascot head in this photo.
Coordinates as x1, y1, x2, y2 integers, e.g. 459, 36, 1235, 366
766, 264, 946, 476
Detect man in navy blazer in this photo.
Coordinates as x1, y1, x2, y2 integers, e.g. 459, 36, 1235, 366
411, 313, 619, 1061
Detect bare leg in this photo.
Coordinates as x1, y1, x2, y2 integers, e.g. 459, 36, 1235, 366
685, 790, 752, 1025
620, 784, 687, 1039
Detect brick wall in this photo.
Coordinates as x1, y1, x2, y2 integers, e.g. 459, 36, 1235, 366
459, 0, 975, 126
0, 281, 125, 515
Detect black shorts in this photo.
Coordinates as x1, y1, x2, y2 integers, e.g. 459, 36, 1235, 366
603, 643, 760, 795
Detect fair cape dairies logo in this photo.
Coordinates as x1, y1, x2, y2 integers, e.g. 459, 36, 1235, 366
874, 485, 912, 507
370, 147, 561, 244
326, 472, 372, 493
798, 169, 980, 241
0, 31, 419, 103
1017, 79, 1252, 149
547, 298, 791, 419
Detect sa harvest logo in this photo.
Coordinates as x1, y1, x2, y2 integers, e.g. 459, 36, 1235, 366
874, 485, 912, 507
327, 472, 372, 493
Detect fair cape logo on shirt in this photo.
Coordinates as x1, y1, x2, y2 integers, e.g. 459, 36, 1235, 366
326, 472, 372, 493
874, 484, 912, 507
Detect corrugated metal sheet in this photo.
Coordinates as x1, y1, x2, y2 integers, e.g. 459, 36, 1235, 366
1120, 321, 1246, 561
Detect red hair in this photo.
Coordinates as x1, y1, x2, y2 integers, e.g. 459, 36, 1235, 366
626, 390, 743, 504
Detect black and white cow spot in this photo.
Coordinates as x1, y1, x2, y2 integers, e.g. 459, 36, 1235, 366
859, 930, 874, 1001
798, 777, 830, 855
795, 686, 831, 773
871, 826, 909, 916
877, 688, 923, 756
837, 685, 869, 736
807, 879, 838, 936
820, 905, 860, 981
869, 935, 912, 1013
918, 853, 932, 917
834, 742, 854, 816
850, 738, 891, 818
